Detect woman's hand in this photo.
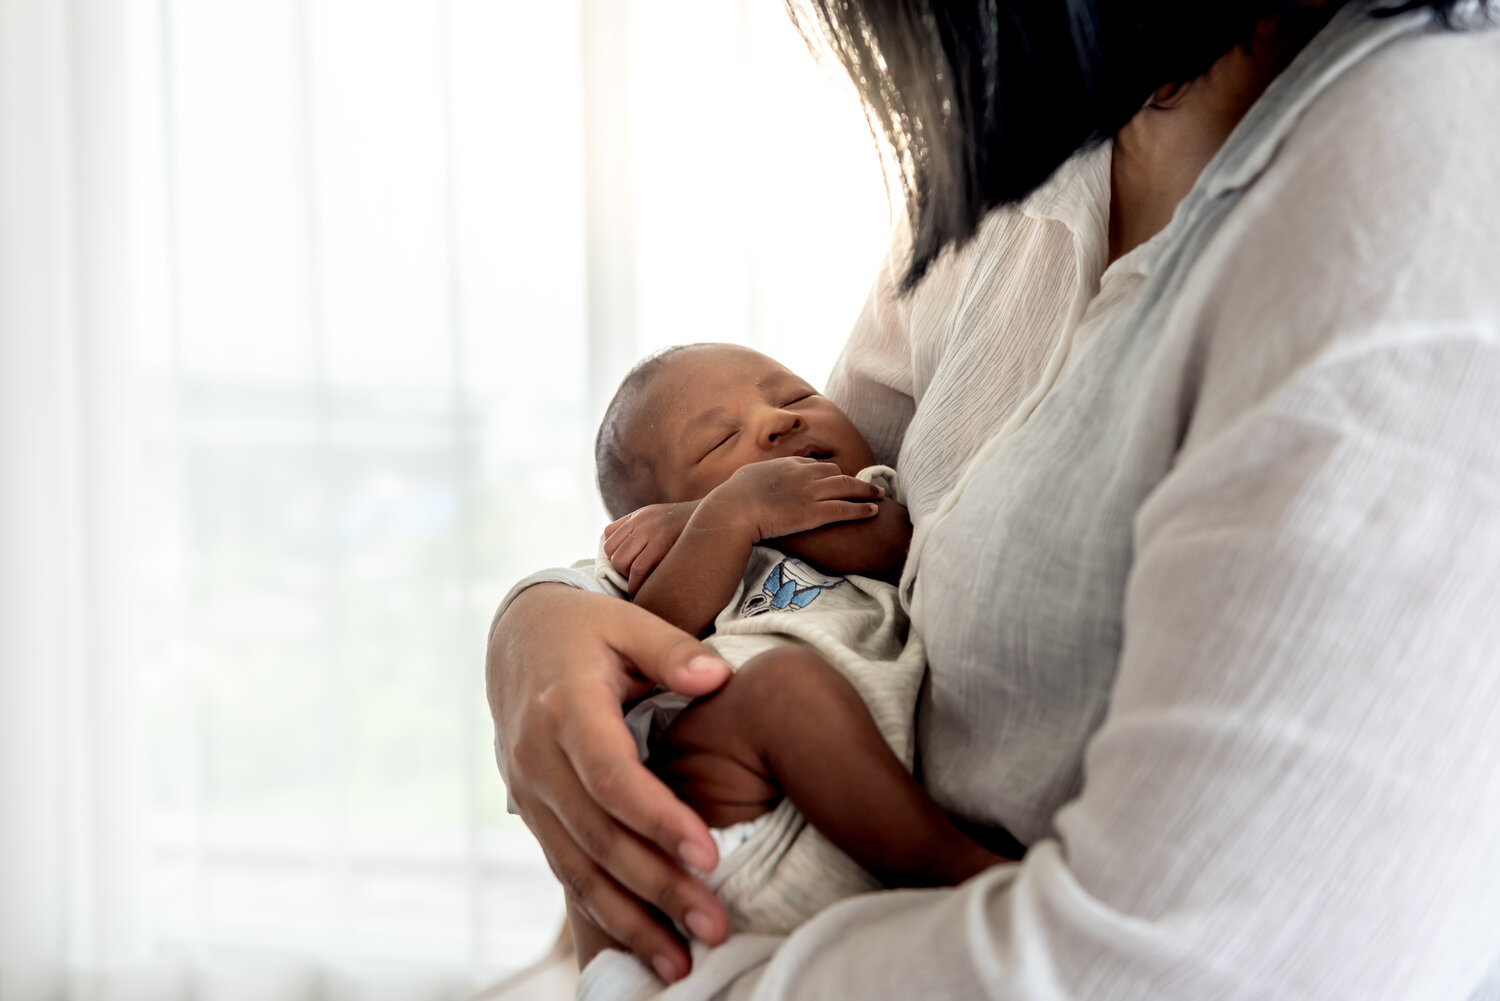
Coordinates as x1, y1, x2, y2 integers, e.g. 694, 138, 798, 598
604, 501, 699, 595
567, 898, 624, 971
487, 583, 734, 982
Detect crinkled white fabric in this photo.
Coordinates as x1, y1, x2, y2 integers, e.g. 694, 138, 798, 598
824, 137, 1142, 526
575, 5, 1500, 1000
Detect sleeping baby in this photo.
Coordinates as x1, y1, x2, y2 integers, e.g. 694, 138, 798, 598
567, 342, 1017, 964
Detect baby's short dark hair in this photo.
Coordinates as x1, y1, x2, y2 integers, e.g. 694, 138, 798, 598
594, 344, 702, 519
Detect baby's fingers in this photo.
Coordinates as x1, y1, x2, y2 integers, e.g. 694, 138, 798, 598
602, 519, 634, 559
813, 499, 882, 524
609, 533, 651, 579
627, 538, 673, 595
812, 474, 885, 501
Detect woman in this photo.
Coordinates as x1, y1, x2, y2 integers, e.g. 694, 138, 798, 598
489, 1, 1500, 997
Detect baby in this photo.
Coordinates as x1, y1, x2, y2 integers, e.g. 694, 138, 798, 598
570, 342, 1014, 962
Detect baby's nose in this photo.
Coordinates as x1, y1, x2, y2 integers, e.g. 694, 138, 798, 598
764, 411, 802, 444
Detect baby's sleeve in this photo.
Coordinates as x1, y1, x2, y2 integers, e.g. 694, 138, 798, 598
486, 557, 609, 648
854, 464, 900, 503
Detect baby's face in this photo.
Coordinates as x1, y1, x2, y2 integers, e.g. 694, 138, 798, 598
633, 344, 877, 503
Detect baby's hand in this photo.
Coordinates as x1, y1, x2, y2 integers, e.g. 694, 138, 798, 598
604, 501, 699, 595
713, 457, 883, 543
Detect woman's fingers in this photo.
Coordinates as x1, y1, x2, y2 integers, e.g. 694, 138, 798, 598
565, 898, 624, 972
559, 684, 723, 868
532, 700, 729, 964
603, 601, 733, 698
526, 795, 695, 983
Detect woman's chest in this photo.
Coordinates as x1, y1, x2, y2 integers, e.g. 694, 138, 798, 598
910, 304, 1195, 844
897, 219, 1079, 521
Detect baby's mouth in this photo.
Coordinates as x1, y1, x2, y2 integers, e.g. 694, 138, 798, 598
795, 444, 834, 460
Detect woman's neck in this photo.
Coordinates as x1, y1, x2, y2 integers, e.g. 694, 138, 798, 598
1107, 12, 1331, 264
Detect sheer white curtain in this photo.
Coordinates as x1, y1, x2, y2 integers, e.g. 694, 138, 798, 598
0, 1, 888, 1000
1, 1, 146, 999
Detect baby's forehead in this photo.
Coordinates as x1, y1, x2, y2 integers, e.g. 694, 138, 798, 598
649, 344, 792, 395
631, 344, 794, 435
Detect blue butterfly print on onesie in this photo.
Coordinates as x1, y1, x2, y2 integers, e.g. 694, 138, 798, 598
741, 559, 842, 617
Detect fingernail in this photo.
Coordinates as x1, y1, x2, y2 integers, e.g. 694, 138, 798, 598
679, 839, 716, 872
651, 954, 680, 983
686, 654, 725, 674
685, 909, 716, 942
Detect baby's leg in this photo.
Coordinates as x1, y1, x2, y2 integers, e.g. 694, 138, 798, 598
658, 645, 1014, 889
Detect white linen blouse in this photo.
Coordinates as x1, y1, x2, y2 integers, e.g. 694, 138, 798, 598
519, 5, 1500, 999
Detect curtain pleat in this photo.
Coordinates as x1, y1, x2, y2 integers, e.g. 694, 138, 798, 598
1, 0, 142, 997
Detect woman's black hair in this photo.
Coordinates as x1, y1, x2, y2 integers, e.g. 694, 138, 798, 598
786, 0, 1487, 292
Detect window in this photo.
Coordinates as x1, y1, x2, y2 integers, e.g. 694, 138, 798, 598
9, 0, 889, 996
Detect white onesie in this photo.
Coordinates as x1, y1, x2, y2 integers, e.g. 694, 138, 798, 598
597, 467, 926, 935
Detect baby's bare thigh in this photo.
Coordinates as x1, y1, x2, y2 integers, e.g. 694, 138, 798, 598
651, 645, 853, 827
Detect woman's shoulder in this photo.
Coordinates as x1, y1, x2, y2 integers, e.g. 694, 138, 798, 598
1162, 16, 1500, 454
1207, 11, 1499, 273
1251, 16, 1498, 247
1291, 13, 1500, 188
1195, 18, 1497, 337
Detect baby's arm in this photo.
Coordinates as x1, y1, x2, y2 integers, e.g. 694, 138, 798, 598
772, 497, 911, 582
628, 458, 882, 636
653, 644, 1016, 889
605, 488, 909, 598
